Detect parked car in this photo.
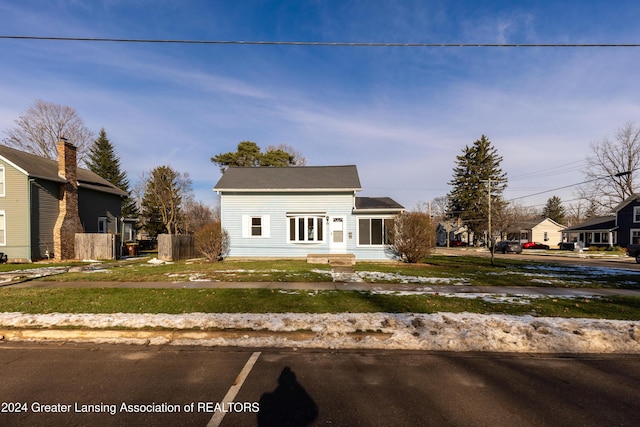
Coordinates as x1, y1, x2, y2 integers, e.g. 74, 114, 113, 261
449, 240, 468, 247
558, 242, 575, 251
626, 244, 640, 263
521, 242, 550, 250
492, 241, 522, 254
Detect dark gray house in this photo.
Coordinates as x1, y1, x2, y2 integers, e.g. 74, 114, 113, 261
0, 142, 127, 261
560, 194, 640, 248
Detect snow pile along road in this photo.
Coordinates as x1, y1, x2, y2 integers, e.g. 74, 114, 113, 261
1, 312, 639, 353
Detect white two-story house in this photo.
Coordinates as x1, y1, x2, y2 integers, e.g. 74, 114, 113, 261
214, 165, 404, 260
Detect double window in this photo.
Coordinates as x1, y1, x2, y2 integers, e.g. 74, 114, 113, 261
288, 216, 324, 242
358, 218, 394, 246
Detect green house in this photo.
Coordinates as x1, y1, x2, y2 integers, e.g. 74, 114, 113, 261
0, 143, 127, 262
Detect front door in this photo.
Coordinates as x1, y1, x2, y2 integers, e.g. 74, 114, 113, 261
329, 216, 347, 253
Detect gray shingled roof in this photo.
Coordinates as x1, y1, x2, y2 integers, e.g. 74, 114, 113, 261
562, 215, 616, 232
355, 196, 404, 211
214, 165, 362, 191
0, 144, 127, 197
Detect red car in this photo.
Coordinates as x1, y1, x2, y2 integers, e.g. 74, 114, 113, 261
521, 242, 550, 250
449, 240, 468, 247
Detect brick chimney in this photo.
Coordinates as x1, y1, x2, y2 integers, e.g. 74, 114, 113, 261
53, 138, 83, 260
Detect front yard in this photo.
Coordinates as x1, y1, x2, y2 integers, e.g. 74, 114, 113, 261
0, 255, 639, 320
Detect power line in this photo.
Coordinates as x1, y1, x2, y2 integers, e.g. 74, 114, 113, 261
509, 159, 588, 181
507, 167, 639, 202
2, 35, 640, 47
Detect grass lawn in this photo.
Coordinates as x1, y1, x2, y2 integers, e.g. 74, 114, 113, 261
0, 288, 638, 320
15, 255, 639, 289
0, 255, 638, 320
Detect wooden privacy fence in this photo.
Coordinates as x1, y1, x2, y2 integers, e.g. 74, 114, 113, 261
75, 233, 119, 260
158, 234, 195, 261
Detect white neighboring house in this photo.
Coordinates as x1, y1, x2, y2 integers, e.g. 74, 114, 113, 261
510, 218, 566, 246
214, 165, 404, 260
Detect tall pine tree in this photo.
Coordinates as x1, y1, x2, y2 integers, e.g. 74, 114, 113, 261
86, 128, 138, 218
447, 135, 507, 240
542, 196, 566, 224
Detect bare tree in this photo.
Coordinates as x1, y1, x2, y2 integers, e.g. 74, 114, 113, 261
492, 202, 538, 239
182, 200, 216, 234
579, 122, 640, 210
139, 166, 192, 236
428, 196, 449, 222
3, 99, 94, 162
387, 211, 435, 263
265, 144, 308, 166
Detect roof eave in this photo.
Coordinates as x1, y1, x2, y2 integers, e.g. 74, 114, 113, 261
352, 208, 404, 214
215, 187, 362, 192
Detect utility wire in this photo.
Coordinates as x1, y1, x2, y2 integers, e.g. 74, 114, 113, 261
1, 35, 640, 47
507, 167, 639, 202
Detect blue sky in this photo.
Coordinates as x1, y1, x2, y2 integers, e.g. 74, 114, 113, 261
2, 1, 640, 211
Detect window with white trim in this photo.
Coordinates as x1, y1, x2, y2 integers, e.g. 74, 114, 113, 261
632, 229, 640, 245
0, 211, 5, 245
288, 216, 324, 242
251, 217, 262, 236
242, 215, 270, 238
358, 218, 394, 246
634, 207, 640, 223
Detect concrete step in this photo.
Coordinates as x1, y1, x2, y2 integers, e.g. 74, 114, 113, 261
307, 253, 356, 266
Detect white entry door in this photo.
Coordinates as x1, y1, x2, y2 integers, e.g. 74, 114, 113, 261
329, 216, 347, 253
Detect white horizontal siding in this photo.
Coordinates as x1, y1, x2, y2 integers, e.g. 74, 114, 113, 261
219, 191, 396, 260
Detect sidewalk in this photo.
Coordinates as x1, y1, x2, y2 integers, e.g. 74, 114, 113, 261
3, 271, 640, 352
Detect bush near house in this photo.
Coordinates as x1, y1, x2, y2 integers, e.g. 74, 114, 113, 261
387, 211, 436, 263
194, 220, 230, 262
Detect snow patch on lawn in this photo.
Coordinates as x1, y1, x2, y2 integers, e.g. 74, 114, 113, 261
1, 312, 638, 353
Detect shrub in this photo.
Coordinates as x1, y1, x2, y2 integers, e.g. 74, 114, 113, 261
387, 211, 435, 263
194, 220, 230, 262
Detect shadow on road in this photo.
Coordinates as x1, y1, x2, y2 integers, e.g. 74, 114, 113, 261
258, 366, 318, 427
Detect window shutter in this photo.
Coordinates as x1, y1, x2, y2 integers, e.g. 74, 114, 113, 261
242, 215, 249, 238
262, 215, 270, 238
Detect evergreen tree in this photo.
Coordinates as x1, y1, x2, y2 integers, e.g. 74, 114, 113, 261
211, 141, 300, 172
542, 196, 566, 224
86, 128, 138, 218
447, 135, 507, 239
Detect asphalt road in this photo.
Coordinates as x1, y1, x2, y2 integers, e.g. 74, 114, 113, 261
0, 342, 638, 427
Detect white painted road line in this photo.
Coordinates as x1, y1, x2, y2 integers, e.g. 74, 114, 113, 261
207, 351, 261, 427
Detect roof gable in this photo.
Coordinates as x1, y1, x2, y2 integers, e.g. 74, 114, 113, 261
613, 193, 640, 212
0, 144, 127, 197
516, 217, 566, 230
214, 165, 362, 191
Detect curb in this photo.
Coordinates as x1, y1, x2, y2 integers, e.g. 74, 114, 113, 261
0, 328, 392, 348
